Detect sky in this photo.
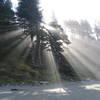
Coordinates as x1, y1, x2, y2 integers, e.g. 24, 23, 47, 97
11, 0, 18, 12
11, 0, 100, 27
40, 0, 100, 27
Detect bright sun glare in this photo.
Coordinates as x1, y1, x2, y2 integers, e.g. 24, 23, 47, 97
40, 0, 100, 26
11, 0, 100, 26
11, 0, 18, 11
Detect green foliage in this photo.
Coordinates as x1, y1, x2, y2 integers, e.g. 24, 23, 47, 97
0, 76, 15, 84
18, 63, 39, 75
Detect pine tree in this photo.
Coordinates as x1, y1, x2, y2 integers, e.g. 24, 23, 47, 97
17, 0, 42, 25
0, 0, 14, 24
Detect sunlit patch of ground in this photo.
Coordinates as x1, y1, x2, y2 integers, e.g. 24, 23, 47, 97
0, 81, 100, 100
84, 84, 100, 91
43, 88, 68, 95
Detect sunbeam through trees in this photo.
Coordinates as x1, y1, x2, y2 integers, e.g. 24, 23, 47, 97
1, 0, 100, 96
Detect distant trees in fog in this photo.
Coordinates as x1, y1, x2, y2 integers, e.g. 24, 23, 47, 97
65, 19, 100, 40
64, 20, 92, 37
94, 22, 100, 39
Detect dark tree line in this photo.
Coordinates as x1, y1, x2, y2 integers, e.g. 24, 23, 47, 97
0, 0, 14, 24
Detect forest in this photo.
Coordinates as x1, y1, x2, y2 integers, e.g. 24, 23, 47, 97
0, 0, 100, 84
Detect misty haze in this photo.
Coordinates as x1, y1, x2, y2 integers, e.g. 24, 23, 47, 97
0, 0, 100, 100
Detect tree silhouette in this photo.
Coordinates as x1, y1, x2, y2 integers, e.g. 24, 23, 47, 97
17, 0, 42, 25
17, 0, 42, 41
0, 0, 14, 24
17, 0, 43, 67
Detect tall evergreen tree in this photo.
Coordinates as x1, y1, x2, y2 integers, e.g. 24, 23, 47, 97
17, 0, 42, 67
17, 0, 42, 25
0, 0, 14, 24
